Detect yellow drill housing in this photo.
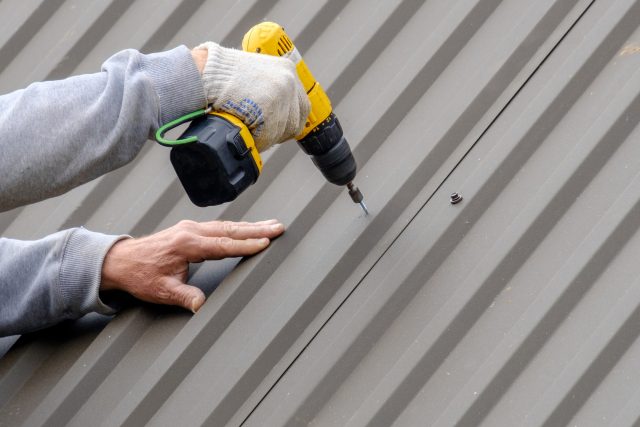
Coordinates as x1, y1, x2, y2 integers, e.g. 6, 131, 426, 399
242, 22, 333, 140
241, 22, 366, 213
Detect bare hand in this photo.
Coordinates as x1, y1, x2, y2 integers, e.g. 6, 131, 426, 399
100, 219, 285, 313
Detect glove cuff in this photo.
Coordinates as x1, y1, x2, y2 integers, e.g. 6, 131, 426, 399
196, 41, 241, 106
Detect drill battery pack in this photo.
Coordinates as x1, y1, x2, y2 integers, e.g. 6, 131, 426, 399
170, 113, 261, 207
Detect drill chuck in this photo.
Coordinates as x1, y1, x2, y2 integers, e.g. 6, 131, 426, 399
310, 138, 357, 185
298, 113, 357, 186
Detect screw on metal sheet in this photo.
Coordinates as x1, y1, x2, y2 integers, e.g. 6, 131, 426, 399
450, 192, 463, 205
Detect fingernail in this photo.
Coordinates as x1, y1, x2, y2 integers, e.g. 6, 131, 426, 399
270, 223, 284, 232
260, 238, 270, 245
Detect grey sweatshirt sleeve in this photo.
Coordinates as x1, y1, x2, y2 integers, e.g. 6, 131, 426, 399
0, 229, 127, 336
0, 46, 206, 336
0, 45, 206, 210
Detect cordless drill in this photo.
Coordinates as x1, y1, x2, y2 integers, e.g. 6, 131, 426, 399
156, 22, 367, 214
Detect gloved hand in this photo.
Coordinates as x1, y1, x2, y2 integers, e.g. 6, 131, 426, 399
195, 41, 310, 152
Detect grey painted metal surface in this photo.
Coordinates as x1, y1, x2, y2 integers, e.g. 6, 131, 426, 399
1, 0, 639, 426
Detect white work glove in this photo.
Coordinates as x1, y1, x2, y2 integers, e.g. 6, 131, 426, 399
196, 41, 310, 152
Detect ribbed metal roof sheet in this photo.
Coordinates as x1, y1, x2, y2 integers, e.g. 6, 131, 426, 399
3, 0, 640, 426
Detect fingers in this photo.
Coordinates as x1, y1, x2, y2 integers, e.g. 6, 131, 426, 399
161, 278, 206, 313
176, 219, 285, 240
171, 219, 284, 261
185, 236, 271, 262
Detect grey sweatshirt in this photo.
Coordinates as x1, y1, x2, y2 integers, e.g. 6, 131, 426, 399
0, 46, 206, 336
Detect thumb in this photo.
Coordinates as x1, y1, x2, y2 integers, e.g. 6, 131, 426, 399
166, 279, 206, 313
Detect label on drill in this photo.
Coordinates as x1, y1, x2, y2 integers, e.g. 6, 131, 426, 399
283, 47, 302, 65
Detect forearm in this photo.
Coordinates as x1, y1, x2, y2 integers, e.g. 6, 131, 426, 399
0, 229, 126, 336
0, 46, 206, 212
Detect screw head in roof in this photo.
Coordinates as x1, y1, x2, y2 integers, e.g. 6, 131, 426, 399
450, 192, 463, 204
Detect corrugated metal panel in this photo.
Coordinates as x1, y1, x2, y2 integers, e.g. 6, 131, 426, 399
3, 0, 639, 426
246, 0, 640, 425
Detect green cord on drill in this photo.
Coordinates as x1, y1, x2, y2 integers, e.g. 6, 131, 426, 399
155, 108, 210, 147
